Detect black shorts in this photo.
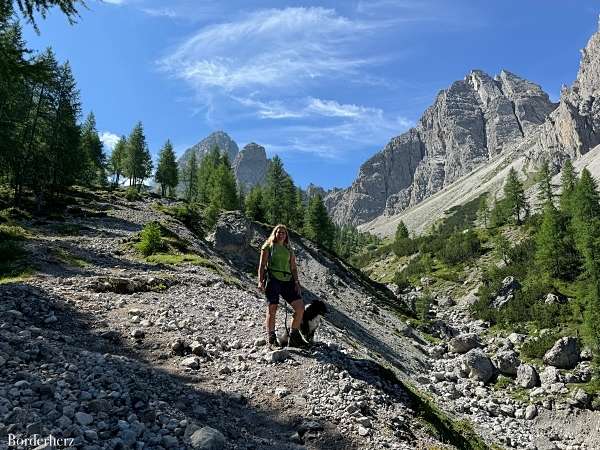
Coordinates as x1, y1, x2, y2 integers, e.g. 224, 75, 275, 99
265, 277, 300, 305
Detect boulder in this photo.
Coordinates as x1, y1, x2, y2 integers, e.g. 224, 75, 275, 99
463, 349, 496, 383
494, 350, 520, 376
448, 333, 481, 354
516, 364, 539, 389
539, 366, 560, 386
189, 427, 226, 450
543, 337, 579, 369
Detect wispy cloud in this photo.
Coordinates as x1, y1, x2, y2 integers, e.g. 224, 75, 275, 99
99, 131, 121, 151
141, 7, 178, 18
160, 7, 374, 92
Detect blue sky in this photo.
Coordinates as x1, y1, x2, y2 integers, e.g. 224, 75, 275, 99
23, 0, 599, 189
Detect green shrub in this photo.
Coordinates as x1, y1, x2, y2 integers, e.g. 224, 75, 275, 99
393, 237, 418, 257
402, 254, 433, 279
393, 271, 411, 291
136, 222, 164, 256
125, 187, 141, 202
438, 230, 481, 265
415, 294, 433, 323
520, 331, 564, 360
0, 224, 27, 241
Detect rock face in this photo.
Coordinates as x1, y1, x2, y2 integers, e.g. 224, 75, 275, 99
525, 23, 600, 168
325, 70, 556, 225
232, 143, 269, 190
543, 336, 580, 369
178, 131, 239, 169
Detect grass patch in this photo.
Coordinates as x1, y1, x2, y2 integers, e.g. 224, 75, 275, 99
52, 248, 90, 268
493, 375, 513, 390
0, 267, 35, 284
146, 253, 217, 269
0, 223, 28, 240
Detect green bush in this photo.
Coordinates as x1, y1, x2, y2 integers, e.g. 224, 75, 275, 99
136, 222, 164, 256
520, 331, 563, 360
393, 271, 411, 291
125, 187, 141, 202
415, 294, 433, 323
402, 254, 433, 279
0, 224, 27, 241
438, 230, 481, 265
393, 237, 418, 257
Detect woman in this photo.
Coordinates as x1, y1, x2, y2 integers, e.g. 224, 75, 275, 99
258, 224, 306, 347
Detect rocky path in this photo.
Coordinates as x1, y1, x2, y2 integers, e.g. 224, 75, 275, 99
0, 196, 451, 450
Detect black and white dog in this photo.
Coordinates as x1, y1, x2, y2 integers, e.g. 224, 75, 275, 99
277, 299, 328, 346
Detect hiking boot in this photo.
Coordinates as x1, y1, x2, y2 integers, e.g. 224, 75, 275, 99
268, 331, 278, 346
287, 328, 308, 348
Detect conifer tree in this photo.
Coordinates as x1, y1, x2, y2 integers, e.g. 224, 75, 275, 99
211, 153, 238, 211
79, 112, 106, 186
108, 136, 126, 187
395, 221, 409, 241
304, 194, 334, 249
291, 187, 305, 230
477, 194, 490, 227
535, 203, 566, 279
197, 145, 220, 204
245, 185, 266, 223
536, 161, 554, 208
181, 151, 198, 202
571, 168, 600, 277
264, 155, 288, 225
504, 168, 528, 224
155, 140, 178, 197
560, 159, 577, 215
123, 122, 152, 190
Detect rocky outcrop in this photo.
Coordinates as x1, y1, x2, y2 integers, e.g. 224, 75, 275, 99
525, 23, 600, 168
232, 143, 269, 190
178, 131, 239, 168
326, 70, 556, 225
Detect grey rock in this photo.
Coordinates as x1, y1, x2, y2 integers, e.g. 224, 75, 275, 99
180, 357, 201, 370
189, 426, 226, 450
463, 349, 496, 383
448, 333, 481, 354
75, 412, 93, 426
131, 329, 145, 339
540, 366, 560, 386
517, 364, 539, 389
178, 131, 239, 174
494, 350, 520, 376
570, 388, 592, 408
233, 143, 269, 190
543, 336, 580, 369
525, 404, 538, 420
266, 349, 290, 364
325, 69, 556, 225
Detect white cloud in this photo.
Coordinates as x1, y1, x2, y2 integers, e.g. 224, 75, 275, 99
160, 7, 373, 92
102, 0, 126, 5
99, 132, 121, 151
141, 7, 178, 18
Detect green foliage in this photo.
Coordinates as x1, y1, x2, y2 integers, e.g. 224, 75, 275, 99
154, 202, 204, 238
333, 224, 381, 263
263, 155, 291, 225
395, 220, 409, 240
181, 151, 198, 202
125, 187, 140, 202
536, 160, 554, 207
560, 159, 577, 215
136, 222, 164, 256
392, 237, 418, 257
79, 112, 106, 187
504, 168, 528, 224
0, 223, 27, 240
437, 230, 481, 265
245, 185, 267, 223
520, 331, 563, 360
476, 193, 490, 227
393, 270, 410, 291
108, 136, 127, 187
415, 294, 433, 323
304, 194, 334, 250
123, 122, 153, 191
155, 140, 178, 197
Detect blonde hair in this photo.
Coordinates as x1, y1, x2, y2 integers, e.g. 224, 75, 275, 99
262, 224, 291, 250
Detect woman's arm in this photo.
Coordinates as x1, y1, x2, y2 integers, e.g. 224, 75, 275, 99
290, 252, 301, 293
258, 248, 268, 291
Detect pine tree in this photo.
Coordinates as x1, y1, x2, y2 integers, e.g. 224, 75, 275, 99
571, 168, 600, 277
12, 0, 84, 30
291, 187, 305, 230
504, 168, 528, 224
124, 121, 152, 191
79, 112, 106, 186
536, 161, 554, 208
560, 159, 577, 215
155, 140, 178, 197
476, 194, 490, 228
535, 203, 565, 279
245, 185, 266, 223
197, 145, 220, 205
264, 155, 288, 225
395, 221, 409, 241
181, 151, 198, 202
212, 153, 238, 211
108, 136, 127, 187
304, 194, 334, 249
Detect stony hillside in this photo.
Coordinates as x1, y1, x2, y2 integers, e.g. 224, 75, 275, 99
325, 70, 556, 226
363, 23, 600, 237
0, 191, 469, 450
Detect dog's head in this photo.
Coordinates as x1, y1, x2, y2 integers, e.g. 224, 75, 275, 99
307, 299, 328, 316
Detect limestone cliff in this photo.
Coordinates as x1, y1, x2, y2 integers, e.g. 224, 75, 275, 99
325, 70, 556, 225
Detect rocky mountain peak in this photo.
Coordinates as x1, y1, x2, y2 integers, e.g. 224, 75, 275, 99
325, 69, 557, 226
572, 23, 600, 100
178, 131, 239, 168
233, 143, 269, 190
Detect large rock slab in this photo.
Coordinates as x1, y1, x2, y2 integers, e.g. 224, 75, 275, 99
448, 333, 481, 354
517, 364, 539, 389
543, 337, 579, 369
463, 349, 496, 383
